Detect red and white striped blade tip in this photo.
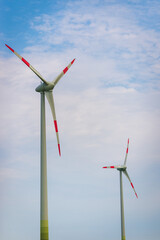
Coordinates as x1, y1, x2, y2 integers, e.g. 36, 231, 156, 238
103, 166, 115, 168
71, 58, 76, 64
5, 44, 30, 67
63, 58, 76, 74
58, 144, 61, 156
131, 182, 138, 198
53, 120, 61, 157
5, 44, 14, 52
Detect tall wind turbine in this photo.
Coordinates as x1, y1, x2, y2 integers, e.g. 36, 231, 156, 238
5, 44, 75, 240
103, 139, 138, 240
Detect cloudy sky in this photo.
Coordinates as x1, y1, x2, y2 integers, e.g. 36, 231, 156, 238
0, 0, 160, 239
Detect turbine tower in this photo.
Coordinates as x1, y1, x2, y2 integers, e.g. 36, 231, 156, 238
103, 139, 138, 240
5, 44, 75, 240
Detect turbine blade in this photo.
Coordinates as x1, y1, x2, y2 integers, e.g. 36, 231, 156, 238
123, 170, 138, 198
124, 138, 129, 165
45, 91, 61, 156
103, 165, 119, 169
52, 58, 76, 86
5, 44, 49, 85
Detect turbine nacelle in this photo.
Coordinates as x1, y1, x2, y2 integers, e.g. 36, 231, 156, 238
117, 165, 127, 171
35, 82, 54, 92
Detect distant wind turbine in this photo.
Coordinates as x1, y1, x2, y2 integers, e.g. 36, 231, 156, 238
5, 44, 75, 240
103, 139, 138, 240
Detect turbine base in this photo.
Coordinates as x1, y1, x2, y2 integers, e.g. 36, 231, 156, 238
40, 220, 49, 240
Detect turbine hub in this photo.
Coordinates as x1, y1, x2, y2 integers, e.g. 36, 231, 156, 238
117, 165, 127, 171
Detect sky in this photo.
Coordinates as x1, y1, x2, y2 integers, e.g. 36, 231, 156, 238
0, 0, 160, 239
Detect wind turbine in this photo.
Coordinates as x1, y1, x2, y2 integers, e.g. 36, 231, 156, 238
103, 139, 138, 240
5, 44, 75, 240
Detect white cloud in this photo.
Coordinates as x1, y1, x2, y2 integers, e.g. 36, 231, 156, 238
28, 1, 160, 92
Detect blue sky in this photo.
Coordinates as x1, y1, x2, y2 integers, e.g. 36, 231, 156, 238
0, 0, 160, 240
